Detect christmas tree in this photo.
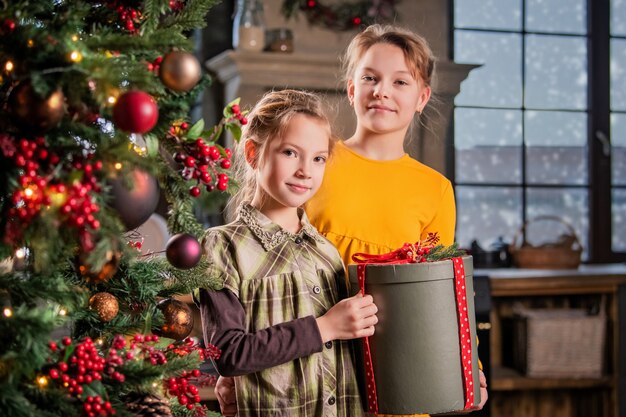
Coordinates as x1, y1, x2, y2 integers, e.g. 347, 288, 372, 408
0, 1, 244, 416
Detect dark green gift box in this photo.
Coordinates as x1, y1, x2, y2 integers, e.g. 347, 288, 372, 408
348, 256, 481, 415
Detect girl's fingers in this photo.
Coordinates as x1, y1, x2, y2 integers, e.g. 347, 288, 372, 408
359, 304, 378, 318
357, 326, 375, 338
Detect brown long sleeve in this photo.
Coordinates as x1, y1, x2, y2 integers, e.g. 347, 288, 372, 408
198, 288, 324, 377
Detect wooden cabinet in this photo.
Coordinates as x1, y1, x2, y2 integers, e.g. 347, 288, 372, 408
476, 265, 626, 417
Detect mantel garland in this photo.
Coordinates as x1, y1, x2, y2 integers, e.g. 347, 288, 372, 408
281, 0, 400, 31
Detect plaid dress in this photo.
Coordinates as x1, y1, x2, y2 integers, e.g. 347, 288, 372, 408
199, 203, 365, 417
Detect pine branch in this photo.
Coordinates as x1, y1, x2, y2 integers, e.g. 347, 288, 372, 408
160, 0, 220, 30
140, 0, 172, 35
0, 269, 84, 308
0, 305, 62, 379
84, 27, 192, 53
425, 243, 467, 262
162, 174, 204, 237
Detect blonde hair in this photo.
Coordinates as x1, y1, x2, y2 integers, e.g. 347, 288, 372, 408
226, 89, 334, 219
342, 24, 435, 88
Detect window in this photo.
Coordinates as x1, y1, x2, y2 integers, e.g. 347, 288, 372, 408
453, 0, 626, 262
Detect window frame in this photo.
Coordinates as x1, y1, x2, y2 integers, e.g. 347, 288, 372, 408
450, 0, 626, 263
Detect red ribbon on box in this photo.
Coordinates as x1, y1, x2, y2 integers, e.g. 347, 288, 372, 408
352, 244, 474, 413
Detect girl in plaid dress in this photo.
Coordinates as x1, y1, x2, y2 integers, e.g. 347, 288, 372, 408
198, 89, 378, 417
215, 25, 489, 417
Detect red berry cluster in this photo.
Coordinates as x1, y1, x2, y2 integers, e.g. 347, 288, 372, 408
47, 338, 117, 417
3, 137, 103, 250
168, 122, 233, 198
169, 0, 184, 11
127, 239, 143, 251
146, 56, 163, 73
105, 1, 142, 33
126, 334, 167, 365
1, 18, 16, 34
166, 370, 202, 411
45, 334, 213, 417
47, 337, 111, 397
59, 159, 103, 231
166, 337, 221, 361
230, 104, 248, 126
83, 396, 114, 417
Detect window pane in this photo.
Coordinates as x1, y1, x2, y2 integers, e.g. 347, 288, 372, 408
454, 0, 521, 30
455, 31, 522, 107
526, 0, 586, 35
526, 188, 589, 258
455, 186, 522, 248
525, 111, 588, 185
611, 39, 626, 111
613, 188, 626, 251
455, 108, 522, 184
611, 113, 626, 185
612, 0, 626, 36
525, 35, 587, 110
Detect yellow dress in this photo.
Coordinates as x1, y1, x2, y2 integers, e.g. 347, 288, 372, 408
306, 141, 457, 417
307, 140, 456, 268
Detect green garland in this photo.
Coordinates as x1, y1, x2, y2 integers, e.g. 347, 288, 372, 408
281, 0, 400, 31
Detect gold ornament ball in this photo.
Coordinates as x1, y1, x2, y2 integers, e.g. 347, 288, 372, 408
89, 292, 119, 322
159, 51, 201, 92
8, 81, 65, 131
79, 248, 121, 284
155, 299, 194, 341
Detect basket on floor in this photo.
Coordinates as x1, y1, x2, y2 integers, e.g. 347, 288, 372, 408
512, 301, 606, 378
509, 215, 582, 269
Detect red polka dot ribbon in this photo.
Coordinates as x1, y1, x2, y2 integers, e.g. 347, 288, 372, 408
357, 263, 379, 413
452, 257, 475, 409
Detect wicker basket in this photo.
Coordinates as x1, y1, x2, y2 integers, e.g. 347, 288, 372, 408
509, 216, 582, 269
512, 303, 606, 378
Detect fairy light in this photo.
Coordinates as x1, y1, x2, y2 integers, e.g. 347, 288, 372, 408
69, 51, 83, 63
114, 162, 123, 170
3, 308, 12, 317
58, 308, 67, 316
5, 61, 14, 72
72, 34, 79, 42
152, 382, 159, 388
15, 248, 26, 259
23, 187, 34, 198
131, 134, 147, 156
107, 95, 117, 104
37, 376, 49, 387
96, 337, 104, 346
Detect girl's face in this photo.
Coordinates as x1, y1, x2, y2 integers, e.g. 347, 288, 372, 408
347, 43, 431, 137
253, 114, 330, 210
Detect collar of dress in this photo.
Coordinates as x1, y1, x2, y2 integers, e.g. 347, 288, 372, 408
238, 203, 325, 251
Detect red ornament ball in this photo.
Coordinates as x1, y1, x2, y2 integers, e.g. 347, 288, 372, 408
166, 233, 202, 269
112, 91, 158, 134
